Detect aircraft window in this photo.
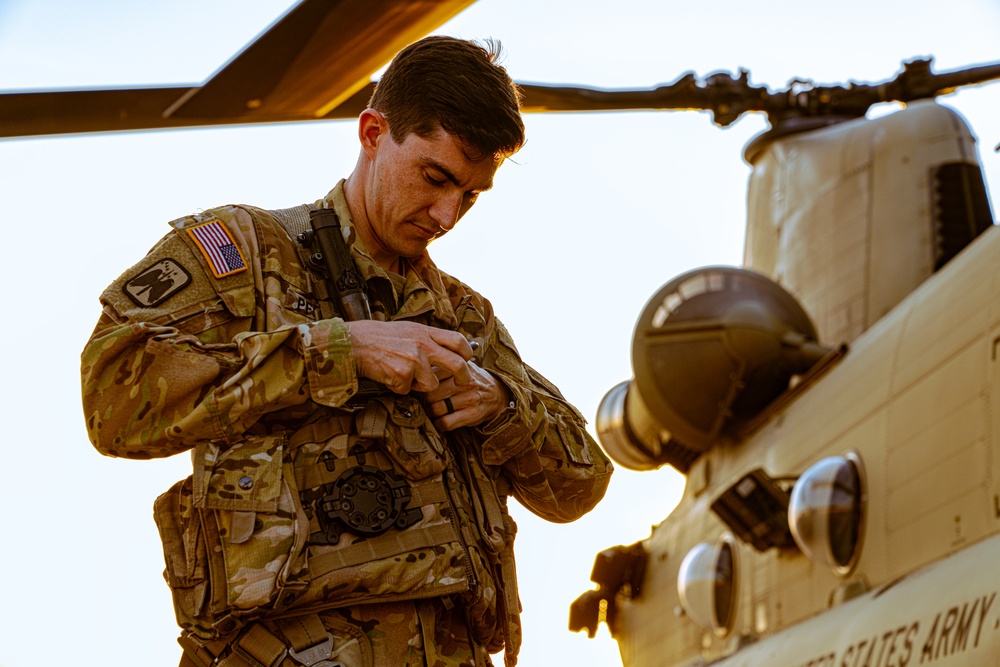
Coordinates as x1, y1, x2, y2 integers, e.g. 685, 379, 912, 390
714, 542, 735, 629
677, 537, 738, 635
788, 453, 865, 576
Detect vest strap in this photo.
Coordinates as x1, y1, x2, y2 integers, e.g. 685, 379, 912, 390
309, 522, 459, 578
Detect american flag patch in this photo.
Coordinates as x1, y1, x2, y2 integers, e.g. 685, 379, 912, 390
187, 220, 248, 279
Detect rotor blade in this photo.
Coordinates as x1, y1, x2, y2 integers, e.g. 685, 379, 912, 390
518, 72, 768, 127
519, 78, 709, 113
519, 58, 1000, 127
0, 84, 379, 139
0, 0, 472, 138
168, 0, 475, 122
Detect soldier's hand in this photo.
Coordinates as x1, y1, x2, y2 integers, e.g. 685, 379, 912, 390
344, 320, 473, 394
425, 363, 512, 432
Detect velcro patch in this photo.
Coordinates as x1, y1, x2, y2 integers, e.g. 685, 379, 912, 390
285, 288, 319, 318
187, 220, 248, 279
122, 258, 192, 308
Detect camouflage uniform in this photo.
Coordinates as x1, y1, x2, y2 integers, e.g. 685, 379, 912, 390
81, 181, 612, 667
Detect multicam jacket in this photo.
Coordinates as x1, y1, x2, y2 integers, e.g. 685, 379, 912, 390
81, 180, 612, 666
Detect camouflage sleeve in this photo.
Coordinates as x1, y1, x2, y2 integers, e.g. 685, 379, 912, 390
81, 206, 358, 460
474, 316, 613, 524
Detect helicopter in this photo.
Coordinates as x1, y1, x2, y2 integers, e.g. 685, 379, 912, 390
567, 58, 1000, 667
0, 2, 992, 664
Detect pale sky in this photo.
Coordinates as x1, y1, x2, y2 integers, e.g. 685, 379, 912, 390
1, 1, 999, 666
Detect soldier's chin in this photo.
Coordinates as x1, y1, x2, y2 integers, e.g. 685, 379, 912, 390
401, 241, 431, 258
420, 230, 448, 249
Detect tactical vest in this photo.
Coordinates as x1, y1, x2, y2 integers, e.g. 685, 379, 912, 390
152, 205, 521, 659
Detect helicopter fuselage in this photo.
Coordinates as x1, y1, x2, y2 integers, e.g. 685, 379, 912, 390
606, 101, 1000, 667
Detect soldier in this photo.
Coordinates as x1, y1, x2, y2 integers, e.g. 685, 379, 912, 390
81, 36, 612, 667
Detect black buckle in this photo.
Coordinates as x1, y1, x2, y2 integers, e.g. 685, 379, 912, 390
307, 465, 422, 545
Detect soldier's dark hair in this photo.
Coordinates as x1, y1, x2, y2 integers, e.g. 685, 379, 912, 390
368, 36, 524, 162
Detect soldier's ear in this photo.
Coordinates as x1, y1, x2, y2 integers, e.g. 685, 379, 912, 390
358, 109, 389, 159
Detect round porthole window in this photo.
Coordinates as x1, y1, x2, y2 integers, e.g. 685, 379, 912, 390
677, 537, 738, 634
788, 453, 865, 575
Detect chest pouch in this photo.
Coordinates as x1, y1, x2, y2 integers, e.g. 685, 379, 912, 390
153, 433, 308, 639
280, 395, 484, 616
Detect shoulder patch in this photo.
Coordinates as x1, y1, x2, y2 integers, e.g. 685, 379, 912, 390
122, 258, 192, 307
187, 220, 248, 279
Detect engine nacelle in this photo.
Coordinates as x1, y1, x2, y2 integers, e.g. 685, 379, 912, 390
597, 266, 829, 472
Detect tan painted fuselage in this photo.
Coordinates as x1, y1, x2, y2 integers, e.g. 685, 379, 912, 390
613, 102, 1000, 666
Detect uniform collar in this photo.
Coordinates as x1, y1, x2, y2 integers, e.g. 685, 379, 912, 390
320, 181, 458, 328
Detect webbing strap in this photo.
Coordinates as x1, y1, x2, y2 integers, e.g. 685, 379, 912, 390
407, 481, 447, 508
309, 522, 459, 577
268, 204, 313, 241
295, 455, 354, 491
217, 623, 287, 667
357, 401, 388, 439
500, 547, 521, 667
275, 614, 334, 665
178, 633, 230, 667
214, 614, 336, 667
295, 447, 389, 490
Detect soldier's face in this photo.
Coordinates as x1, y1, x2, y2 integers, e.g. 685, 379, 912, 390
366, 118, 497, 262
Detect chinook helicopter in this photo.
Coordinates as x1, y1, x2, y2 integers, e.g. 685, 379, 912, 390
567, 60, 1000, 666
